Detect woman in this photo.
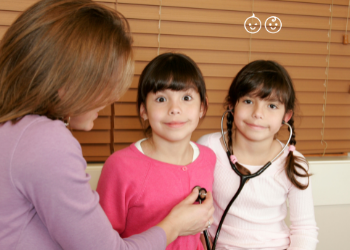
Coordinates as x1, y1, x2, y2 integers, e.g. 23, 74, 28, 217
0, 0, 214, 249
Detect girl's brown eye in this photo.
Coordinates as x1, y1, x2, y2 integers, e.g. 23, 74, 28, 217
156, 97, 166, 102
243, 99, 252, 104
183, 95, 192, 101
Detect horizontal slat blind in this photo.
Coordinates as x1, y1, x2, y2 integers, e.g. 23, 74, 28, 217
0, 0, 116, 162
2, 0, 349, 161
114, 0, 350, 155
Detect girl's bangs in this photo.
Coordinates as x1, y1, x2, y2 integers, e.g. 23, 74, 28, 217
150, 77, 199, 94
239, 71, 290, 104
149, 60, 201, 93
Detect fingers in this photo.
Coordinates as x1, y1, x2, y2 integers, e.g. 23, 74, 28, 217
192, 190, 214, 222
210, 208, 214, 221
180, 187, 199, 205
173, 188, 215, 236
202, 191, 212, 203
202, 217, 214, 232
197, 191, 214, 231
203, 192, 214, 228
201, 191, 213, 209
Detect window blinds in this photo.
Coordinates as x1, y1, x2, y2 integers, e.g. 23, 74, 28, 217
115, 0, 350, 156
1, 0, 349, 161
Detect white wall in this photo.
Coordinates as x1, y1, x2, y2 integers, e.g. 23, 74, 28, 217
286, 156, 350, 250
285, 204, 350, 250
87, 156, 350, 249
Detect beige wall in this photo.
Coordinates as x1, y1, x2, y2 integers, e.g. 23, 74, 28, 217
285, 204, 350, 250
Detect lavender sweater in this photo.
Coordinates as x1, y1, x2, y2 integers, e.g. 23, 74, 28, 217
0, 115, 166, 250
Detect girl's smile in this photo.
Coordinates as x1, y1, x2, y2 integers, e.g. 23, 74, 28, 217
165, 121, 187, 128
245, 122, 267, 130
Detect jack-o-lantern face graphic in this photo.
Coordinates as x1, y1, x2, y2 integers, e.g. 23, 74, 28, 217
244, 13, 261, 34
264, 16, 282, 34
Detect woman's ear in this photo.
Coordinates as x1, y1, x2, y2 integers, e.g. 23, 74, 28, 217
283, 110, 293, 123
58, 87, 65, 99
140, 103, 148, 121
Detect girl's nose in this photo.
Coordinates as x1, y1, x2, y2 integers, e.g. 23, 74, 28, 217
169, 101, 181, 115
252, 104, 263, 119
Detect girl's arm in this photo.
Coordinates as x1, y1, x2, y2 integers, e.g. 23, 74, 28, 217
287, 156, 319, 250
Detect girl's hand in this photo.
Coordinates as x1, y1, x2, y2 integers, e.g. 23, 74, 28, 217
157, 188, 214, 245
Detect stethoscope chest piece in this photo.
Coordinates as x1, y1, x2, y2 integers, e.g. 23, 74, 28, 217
194, 186, 207, 203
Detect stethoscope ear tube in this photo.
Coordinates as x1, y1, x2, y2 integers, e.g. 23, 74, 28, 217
203, 230, 211, 250
211, 170, 248, 249
209, 161, 271, 250
204, 111, 293, 250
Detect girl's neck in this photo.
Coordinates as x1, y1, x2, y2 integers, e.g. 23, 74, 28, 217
231, 131, 282, 166
141, 135, 193, 165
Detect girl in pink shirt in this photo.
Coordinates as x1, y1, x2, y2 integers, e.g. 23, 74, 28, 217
198, 60, 318, 250
97, 53, 216, 250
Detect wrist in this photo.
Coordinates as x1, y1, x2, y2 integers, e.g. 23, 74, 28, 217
157, 217, 180, 245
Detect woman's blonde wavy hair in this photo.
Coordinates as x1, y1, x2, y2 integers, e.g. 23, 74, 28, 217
0, 0, 134, 124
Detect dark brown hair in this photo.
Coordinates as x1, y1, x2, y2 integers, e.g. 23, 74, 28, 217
137, 52, 208, 136
225, 60, 311, 190
0, 0, 134, 124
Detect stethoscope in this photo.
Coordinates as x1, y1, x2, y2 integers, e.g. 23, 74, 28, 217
197, 109, 293, 250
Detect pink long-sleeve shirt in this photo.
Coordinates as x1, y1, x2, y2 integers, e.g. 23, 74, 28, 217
97, 143, 216, 250
0, 115, 166, 250
197, 132, 318, 250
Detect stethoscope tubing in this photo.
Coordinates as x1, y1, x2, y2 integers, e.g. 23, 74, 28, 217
204, 110, 293, 250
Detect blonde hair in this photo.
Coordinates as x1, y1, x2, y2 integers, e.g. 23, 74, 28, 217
0, 0, 134, 123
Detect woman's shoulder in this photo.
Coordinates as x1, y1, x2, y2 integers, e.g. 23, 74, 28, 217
10, 115, 86, 188
12, 115, 80, 153
13, 116, 82, 167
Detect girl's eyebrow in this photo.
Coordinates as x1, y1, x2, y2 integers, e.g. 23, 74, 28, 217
266, 97, 283, 104
185, 88, 197, 93
245, 93, 281, 103
267, 97, 280, 102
